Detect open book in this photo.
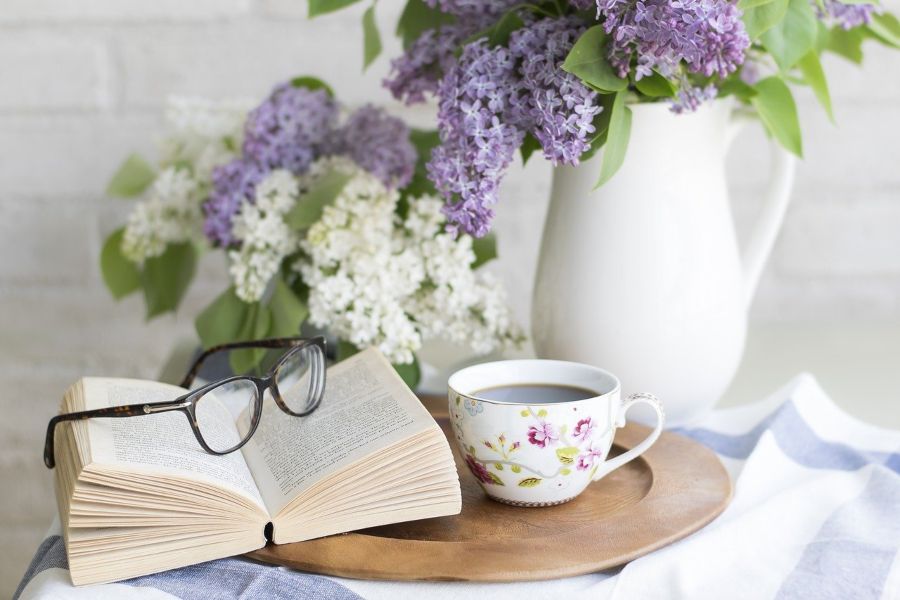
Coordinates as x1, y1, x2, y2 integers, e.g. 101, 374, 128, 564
53, 348, 461, 586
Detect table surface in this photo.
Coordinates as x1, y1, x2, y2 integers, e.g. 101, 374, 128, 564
416, 321, 900, 430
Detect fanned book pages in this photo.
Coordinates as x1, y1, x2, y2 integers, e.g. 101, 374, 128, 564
52, 348, 462, 586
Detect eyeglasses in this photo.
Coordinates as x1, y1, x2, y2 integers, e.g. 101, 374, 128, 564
44, 336, 326, 468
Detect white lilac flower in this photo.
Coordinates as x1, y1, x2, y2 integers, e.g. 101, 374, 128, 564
295, 159, 522, 364
121, 97, 249, 264
160, 96, 250, 181
228, 169, 302, 302
121, 167, 203, 262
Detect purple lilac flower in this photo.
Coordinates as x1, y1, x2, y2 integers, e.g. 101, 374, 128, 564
739, 57, 764, 86
597, 0, 750, 81
242, 83, 337, 172
385, 26, 466, 105
385, 1, 521, 104
670, 82, 718, 114
508, 16, 601, 165
327, 105, 417, 188
429, 40, 524, 237
428, 16, 600, 236
203, 159, 266, 246
203, 81, 419, 246
424, 0, 520, 17
816, 0, 877, 30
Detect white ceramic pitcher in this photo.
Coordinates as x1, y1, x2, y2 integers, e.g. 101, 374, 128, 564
531, 99, 795, 426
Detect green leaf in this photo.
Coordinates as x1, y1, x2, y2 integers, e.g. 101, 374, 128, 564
308, 0, 363, 17
487, 471, 505, 485
285, 169, 352, 229
537, 409, 548, 418
196, 287, 248, 349
337, 339, 361, 361
229, 302, 272, 374
471, 232, 497, 269
866, 13, 900, 48
517, 477, 541, 488
578, 94, 616, 161
403, 128, 440, 197
394, 358, 421, 390
268, 274, 308, 337
562, 26, 628, 92
511, 465, 522, 473
719, 77, 759, 102
519, 409, 529, 417
797, 50, 833, 122
826, 25, 865, 63
633, 71, 675, 98
743, 0, 789, 40
760, 0, 818, 70
362, 3, 382, 69
396, 0, 454, 48
141, 242, 196, 319
393, 356, 421, 390
595, 91, 632, 188
560, 468, 572, 475
555, 446, 580, 465
106, 154, 155, 198
410, 128, 440, 158
289, 76, 335, 97
488, 10, 524, 47
493, 463, 503, 470
100, 228, 141, 299
751, 76, 803, 156
739, 0, 776, 8
520, 133, 541, 164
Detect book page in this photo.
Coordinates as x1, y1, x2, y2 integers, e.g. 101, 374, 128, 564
240, 348, 436, 516
82, 378, 265, 510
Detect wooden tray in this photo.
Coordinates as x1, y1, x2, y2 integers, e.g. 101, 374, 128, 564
247, 395, 732, 582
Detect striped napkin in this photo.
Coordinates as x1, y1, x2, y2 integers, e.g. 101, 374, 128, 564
16, 374, 899, 600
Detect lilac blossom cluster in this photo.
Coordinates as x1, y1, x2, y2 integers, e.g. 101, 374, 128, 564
203, 83, 416, 246
510, 16, 602, 165
243, 83, 337, 172
385, 0, 521, 104
424, 0, 520, 17
817, 0, 877, 30
385, 26, 465, 104
670, 83, 718, 114
429, 16, 601, 237
429, 41, 524, 237
324, 105, 417, 189
597, 0, 750, 81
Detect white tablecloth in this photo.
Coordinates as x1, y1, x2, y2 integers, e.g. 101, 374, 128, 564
15, 374, 900, 600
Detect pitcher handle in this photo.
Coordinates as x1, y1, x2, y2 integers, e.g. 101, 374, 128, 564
592, 393, 665, 481
726, 111, 797, 308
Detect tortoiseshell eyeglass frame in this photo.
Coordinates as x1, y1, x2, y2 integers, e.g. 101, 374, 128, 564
43, 336, 326, 469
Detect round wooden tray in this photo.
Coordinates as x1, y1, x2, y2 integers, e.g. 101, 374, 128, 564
246, 395, 732, 582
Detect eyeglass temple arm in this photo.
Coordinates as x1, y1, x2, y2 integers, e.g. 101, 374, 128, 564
178, 336, 326, 389
44, 399, 190, 469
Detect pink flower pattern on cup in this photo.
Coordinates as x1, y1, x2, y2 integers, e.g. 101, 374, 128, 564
464, 454, 499, 485
572, 417, 595, 443
451, 395, 612, 489
527, 421, 559, 448
576, 442, 604, 471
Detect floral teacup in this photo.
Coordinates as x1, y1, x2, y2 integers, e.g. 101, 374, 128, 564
448, 359, 664, 506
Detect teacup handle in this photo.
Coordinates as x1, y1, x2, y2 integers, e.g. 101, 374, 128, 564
593, 393, 665, 481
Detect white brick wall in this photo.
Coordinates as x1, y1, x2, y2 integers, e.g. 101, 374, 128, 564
0, 1, 898, 594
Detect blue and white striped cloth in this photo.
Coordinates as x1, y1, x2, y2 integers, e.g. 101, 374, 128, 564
16, 374, 900, 600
